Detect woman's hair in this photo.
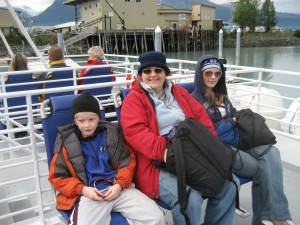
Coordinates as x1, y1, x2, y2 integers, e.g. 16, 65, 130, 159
88, 46, 104, 60
214, 92, 224, 106
9, 53, 28, 71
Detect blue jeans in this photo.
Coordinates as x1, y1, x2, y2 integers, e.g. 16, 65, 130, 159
159, 169, 238, 225
232, 145, 292, 225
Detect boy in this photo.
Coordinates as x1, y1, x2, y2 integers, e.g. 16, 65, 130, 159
48, 92, 165, 225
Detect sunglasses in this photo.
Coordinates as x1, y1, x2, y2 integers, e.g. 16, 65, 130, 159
204, 71, 222, 77
142, 68, 164, 74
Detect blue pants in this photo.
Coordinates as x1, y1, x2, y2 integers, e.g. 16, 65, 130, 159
232, 145, 292, 225
159, 169, 238, 225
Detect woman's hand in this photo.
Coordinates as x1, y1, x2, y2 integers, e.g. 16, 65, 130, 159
102, 184, 122, 201
233, 117, 236, 123
81, 186, 105, 201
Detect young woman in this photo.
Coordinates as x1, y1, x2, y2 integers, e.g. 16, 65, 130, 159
120, 51, 238, 225
9, 53, 28, 71
5, 53, 29, 82
192, 55, 294, 225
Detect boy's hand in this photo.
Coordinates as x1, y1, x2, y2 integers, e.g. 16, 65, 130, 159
102, 184, 122, 201
81, 186, 105, 201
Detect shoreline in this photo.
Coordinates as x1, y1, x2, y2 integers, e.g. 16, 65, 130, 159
223, 32, 300, 48
1, 32, 300, 56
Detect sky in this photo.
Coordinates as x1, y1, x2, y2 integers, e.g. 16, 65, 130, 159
0, 0, 54, 15
0, 0, 298, 15
209, 0, 299, 14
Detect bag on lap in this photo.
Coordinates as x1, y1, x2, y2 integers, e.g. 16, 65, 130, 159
216, 109, 276, 153
165, 118, 238, 217
236, 108, 276, 151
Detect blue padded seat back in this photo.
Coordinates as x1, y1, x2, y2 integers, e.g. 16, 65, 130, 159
42, 94, 78, 165
41, 94, 128, 225
80, 67, 113, 99
44, 70, 74, 99
178, 82, 195, 93
115, 88, 131, 122
120, 88, 131, 99
3, 73, 40, 112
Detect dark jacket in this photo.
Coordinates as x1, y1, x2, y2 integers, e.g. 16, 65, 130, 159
48, 121, 136, 210
191, 55, 236, 128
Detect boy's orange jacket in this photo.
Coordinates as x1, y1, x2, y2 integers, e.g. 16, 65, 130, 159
48, 121, 136, 210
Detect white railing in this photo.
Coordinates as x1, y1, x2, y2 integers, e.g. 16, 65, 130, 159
0, 55, 299, 224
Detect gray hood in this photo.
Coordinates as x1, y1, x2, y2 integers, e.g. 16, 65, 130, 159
192, 55, 227, 105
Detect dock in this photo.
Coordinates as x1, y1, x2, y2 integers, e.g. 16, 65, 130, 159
67, 29, 217, 55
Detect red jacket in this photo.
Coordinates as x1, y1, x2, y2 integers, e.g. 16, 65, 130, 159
120, 78, 217, 199
78, 59, 114, 85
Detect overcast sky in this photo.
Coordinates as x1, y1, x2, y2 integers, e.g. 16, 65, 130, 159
210, 0, 299, 14
0, 0, 54, 15
0, 0, 299, 15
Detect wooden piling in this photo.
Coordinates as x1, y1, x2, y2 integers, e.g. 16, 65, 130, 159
79, 29, 216, 54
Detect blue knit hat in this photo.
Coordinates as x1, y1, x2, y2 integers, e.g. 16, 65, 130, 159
138, 51, 170, 75
201, 58, 222, 75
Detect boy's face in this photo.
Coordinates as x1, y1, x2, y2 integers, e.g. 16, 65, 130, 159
74, 112, 100, 138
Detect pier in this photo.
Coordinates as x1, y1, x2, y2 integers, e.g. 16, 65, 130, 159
76, 29, 217, 55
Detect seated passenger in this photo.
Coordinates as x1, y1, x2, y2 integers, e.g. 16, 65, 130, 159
48, 92, 165, 225
5, 53, 29, 82
120, 51, 238, 225
48, 44, 68, 68
191, 55, 294, 225
78, 46, 114, 86
38, 45, 68, 81
38, 45, 72, 101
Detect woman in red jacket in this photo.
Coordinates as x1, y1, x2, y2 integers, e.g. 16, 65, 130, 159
77, 46, 114, 85
120, 51, 238, 225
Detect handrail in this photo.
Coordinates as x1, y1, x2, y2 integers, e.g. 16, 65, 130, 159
0, 55, 300, 224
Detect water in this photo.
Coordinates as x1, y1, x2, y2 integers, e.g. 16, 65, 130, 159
165, 45, 300, 72
166, 46, 300, 103
72, 46, 300, 74
2, 46, 299, 100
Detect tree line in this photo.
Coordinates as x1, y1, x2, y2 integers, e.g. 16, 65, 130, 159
232, 0, 276, 32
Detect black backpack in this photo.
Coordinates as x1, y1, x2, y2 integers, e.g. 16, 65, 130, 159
165, 118, 239, 220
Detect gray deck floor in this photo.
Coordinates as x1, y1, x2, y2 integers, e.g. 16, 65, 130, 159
163, 161, 299, 225
233, 161, 299, 225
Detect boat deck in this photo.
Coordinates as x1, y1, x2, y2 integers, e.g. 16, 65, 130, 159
0, 55, 299, 225
233, 162, 300, 225
162, 161, 300, 224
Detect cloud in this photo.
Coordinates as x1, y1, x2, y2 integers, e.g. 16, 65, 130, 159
0, 0, 55, 15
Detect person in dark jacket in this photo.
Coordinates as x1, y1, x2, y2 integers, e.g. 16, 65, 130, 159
47, 44, 68, 68
192, 55, 294, 225
48, 92, 165, 225
38, 45, 68, 81
121, 51, 238, 225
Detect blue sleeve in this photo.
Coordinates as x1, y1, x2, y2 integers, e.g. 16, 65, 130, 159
216, 121, 239, 147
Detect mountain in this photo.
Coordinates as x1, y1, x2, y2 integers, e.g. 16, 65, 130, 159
19, 0, 299, 29
276, 13, 300, 30
31, 0, 74, 26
